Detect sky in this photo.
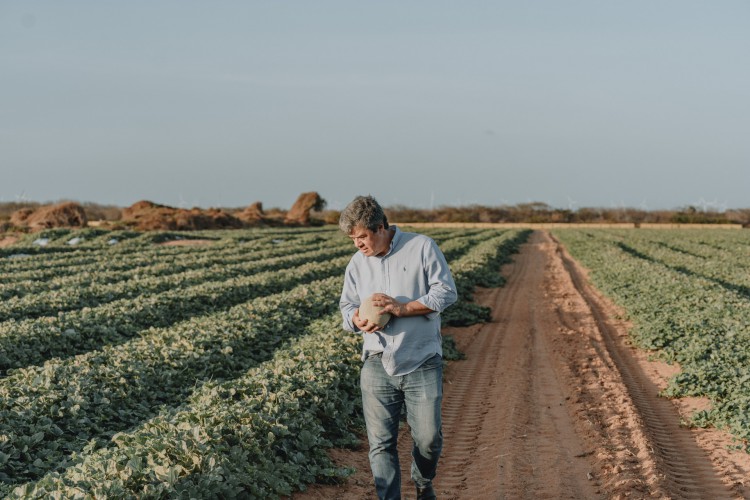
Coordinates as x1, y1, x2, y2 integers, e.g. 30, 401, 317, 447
2, 1, 749, 212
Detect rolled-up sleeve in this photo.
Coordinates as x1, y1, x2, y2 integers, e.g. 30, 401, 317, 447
339, 261, 361, 332
415, 239, 458, 320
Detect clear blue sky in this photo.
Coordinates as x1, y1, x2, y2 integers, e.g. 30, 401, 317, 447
3, 1, 749, 211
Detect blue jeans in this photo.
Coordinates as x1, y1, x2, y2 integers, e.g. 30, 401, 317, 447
360, 353, 443, 500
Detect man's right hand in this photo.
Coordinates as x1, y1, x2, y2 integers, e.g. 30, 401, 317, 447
353, 309, 380, 333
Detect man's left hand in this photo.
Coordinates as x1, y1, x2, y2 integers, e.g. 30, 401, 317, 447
370, 293, 406, 317
372, 293, 406, 316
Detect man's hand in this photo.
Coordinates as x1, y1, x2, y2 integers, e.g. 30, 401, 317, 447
353, 309, 381, 333
371, 293, 434, 317
354, 295, 436, 333
370, 293, 406, 317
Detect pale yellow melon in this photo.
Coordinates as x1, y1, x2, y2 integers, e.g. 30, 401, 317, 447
359, 295, 392, 328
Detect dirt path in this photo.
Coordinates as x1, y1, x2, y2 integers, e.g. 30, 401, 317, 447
296, 230, 749, 499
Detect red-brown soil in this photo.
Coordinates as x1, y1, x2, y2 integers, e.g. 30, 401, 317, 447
11, 202, 87, 230
294, 230, 750, 499
237, 201, 266, 224
0, 236, 19, 248
121, 200, 246, 231
285, 192, 325, 225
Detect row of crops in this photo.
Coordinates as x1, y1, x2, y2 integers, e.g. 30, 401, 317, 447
552, 228, 750, 452
0, 226, 530, 498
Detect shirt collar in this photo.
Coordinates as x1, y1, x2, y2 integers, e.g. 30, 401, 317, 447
382, 225, 401, 258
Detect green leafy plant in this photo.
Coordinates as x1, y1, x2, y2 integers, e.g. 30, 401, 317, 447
554, 228, 750, 453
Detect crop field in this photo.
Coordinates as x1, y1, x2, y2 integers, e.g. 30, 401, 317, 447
0, 226, 528, 498
2, 226, 749, 498
552, 229, 750, 451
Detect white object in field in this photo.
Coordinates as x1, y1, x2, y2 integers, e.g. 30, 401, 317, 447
359, 295, 392, 328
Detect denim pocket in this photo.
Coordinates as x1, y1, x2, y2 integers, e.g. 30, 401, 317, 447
420, 353, 443, 370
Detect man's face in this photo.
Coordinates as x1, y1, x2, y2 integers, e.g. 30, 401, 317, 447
348, 224, 389, 257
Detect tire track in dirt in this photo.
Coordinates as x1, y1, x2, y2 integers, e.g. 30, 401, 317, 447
433, 231, 599, 499
552, 233, 735, 499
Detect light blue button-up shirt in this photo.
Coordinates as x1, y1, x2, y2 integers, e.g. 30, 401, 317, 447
340, 225, 458, 376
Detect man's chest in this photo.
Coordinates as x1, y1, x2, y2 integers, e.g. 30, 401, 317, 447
358, 254, 424, 296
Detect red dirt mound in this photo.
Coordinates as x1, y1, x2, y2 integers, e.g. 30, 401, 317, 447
285, 192, 326, 225
10, 208, 34, 226
237, 201, 266, 224
121, 200, 245, 231
14, 202, 88, 230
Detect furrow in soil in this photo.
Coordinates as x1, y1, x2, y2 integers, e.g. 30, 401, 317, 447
554, 232, 734, 499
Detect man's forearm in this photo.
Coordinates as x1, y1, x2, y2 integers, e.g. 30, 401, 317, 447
392, 300, 434, 317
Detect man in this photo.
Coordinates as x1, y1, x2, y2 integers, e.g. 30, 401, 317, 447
339, 195, 457, 500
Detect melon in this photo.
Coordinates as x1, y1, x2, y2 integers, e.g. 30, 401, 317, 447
359, 295, 392, 328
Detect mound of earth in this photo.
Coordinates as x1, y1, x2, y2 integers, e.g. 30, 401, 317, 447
192, 208, 246, 230
237, 201, 267, 224
285, 192, 326, 225
11, 202, 88, 231
10, 208, 34, 226
3, 192, 329, 233
121, 201, 246, 231
123, 193, 327, 231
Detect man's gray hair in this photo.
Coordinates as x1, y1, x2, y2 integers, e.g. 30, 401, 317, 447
339, 195, 389, 234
